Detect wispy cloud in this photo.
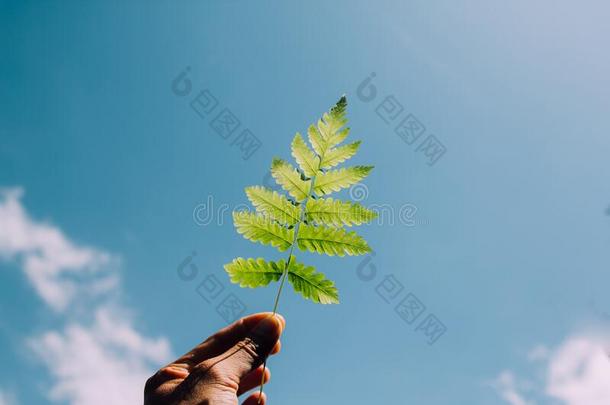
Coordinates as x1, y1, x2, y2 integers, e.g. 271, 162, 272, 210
0, 187, 172, 404
0, 187, 118, 312
0, 389, 17, 405
527, 345, 550, 362
492, 332, 610, 405
546, 334, 610, 405
29, 307, 170, 405
491, 371, 533, 405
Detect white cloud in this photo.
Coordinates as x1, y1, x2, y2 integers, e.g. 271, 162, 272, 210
546, 335, 610, 405
0, 188, 172, 405
493, 333, 610, 405
0, 188, 118, 312
30, 307, 171, 405
527, 345, 550, 362
491, 371, 533, 405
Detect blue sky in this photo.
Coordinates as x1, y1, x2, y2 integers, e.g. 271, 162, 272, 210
1, 1, 610, 404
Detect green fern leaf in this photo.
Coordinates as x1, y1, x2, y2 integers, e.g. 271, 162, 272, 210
233, 211, 294, 251
291, 133, 319, 177
245, 186, 300, 225
305, 197, 377, 227
271, 158, 310, 201
297, 223, 371, 256
307, 124, 327, 157
287, 257, 339, 304
224, 257, 284, 288
226, 95, 376, 398
314, 166, 373, 196
319, 141, 361, 169
327, 127, 350, 148
224, 256, 339, 304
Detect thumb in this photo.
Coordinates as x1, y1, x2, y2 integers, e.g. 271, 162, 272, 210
219, 314, 284, 380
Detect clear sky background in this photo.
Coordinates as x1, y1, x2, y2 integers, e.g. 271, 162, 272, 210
1, 1, 610, 404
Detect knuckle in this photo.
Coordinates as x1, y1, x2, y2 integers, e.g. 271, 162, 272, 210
194, 359, 226, 382
236, 337, 261, 362
144, 371, 160, 391
190, 360, 240, 393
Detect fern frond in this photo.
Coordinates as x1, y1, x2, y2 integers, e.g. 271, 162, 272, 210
233, 211, 294, 251
314, 166, 373, 196
305, 197, 377, 227
270, 158, 310, 201
287, 257, 339, 304
291, 133, 319, 177
319, 141, 361, 169
245, 186, 300, 225
297, 223, 371, 256
226, 96, 375, 401
224, 257, 284, 288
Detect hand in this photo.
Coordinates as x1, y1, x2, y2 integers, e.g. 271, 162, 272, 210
145, 313, 285, 405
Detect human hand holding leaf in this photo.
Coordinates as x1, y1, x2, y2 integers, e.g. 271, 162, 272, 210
223, 96, 376, 400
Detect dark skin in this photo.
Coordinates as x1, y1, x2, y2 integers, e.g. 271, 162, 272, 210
145, 313, 285, 405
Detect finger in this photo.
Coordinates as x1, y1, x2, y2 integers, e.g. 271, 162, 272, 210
145, 364, 190, 393
206, 314, 284, 381
242, 391, 266, 405
237, 366, 270, 396
173, 313, 285, 370
271, 339, 281, 355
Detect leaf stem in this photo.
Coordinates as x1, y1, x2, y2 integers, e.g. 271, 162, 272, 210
257, 171, 318, 403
